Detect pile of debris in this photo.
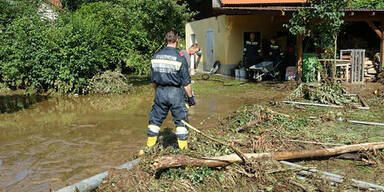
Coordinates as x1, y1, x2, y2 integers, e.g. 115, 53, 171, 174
86, 70, 132, 94
96, 104, 384, 192
286, 83, 359, 106
364, 57, 379, 81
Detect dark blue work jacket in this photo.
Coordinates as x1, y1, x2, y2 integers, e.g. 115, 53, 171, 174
151, 47, 191, 87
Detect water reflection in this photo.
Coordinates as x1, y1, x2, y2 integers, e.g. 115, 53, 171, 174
0, 95, 49, 114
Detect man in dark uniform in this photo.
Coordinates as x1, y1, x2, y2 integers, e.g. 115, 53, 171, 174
267, 38, 285, 80
268, 38, 284, 63
243, 33, 262, 79
144, 30, 195, 151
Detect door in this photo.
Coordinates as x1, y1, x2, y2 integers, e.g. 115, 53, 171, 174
190, 34, 196, 74
205, 30, 214, 71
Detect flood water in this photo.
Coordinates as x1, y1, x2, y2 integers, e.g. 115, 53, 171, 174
0, 90, 261, 191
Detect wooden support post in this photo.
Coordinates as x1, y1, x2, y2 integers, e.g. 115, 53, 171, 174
367, 21, 383, 38
381, 21, 384, 70
332, 34, 337, 84
296, 35, 304, 82
367, 21, 384, 70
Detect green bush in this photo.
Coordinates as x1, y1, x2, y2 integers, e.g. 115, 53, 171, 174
302, 53, 321, 82
0, 0, 193, 94
0, 83, 10, 93
348, 0, 384, 8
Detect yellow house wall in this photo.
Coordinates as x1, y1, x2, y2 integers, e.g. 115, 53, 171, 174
185, 15, 287, 75
225, 15, 287, 66
185, 15, 227, 72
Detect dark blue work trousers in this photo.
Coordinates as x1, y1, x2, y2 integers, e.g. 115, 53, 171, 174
148, 86, 188, 138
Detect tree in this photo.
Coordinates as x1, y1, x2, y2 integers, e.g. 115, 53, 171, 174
284, 0, 348, 83
0, 0, 194, 93
348, 0, 384, 8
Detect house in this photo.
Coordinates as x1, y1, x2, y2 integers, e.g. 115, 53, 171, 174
185, 0, 384, 80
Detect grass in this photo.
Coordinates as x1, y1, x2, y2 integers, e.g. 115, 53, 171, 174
192, 75, 271, 96
94, 75, 384, 192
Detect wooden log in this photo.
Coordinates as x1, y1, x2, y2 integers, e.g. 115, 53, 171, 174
152, 142, 384, 170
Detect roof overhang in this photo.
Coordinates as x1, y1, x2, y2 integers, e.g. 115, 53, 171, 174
213, 6, 384, 21
220, 0, 307, 6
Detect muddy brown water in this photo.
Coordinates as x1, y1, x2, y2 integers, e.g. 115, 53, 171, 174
0, 90, 267, 192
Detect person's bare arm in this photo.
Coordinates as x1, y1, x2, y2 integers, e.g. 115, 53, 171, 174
152, 83, 157, 90
184, 84, 192, 97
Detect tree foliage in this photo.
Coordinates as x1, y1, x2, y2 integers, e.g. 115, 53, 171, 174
348, 0, 384, 8
284, 0, 348, 83
284, 0, 348, 49
0, 0, 193, 94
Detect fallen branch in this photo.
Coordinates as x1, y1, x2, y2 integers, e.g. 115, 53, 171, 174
152, 142, 384, 170
283, 101, 370, 110
181, 120, 249, 164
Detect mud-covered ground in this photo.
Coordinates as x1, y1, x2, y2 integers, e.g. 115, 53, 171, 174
96, 76, 384, 192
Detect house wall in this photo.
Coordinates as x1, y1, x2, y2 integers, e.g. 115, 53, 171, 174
225, 15, 287, 65
185, 15, 227, 73
186, 15, 288, 75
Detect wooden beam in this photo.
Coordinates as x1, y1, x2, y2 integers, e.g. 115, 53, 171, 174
366, 21, 383, 39
296, 35, 304, 82
344, 13, 384, 22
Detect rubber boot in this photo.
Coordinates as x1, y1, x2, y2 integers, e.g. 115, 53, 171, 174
138, 136, 158, 156
146, 136, 158, 148
177, 139, 188, 150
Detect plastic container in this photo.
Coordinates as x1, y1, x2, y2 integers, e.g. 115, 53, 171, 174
285, 66, 297, 80
235, 69, 240, 79
239, 68, 247, 79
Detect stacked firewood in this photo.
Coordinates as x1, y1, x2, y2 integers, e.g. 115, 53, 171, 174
364, 57, 378, 81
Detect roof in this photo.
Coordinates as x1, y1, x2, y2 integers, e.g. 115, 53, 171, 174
216, 6, 384, 12
220, 0, 307, 5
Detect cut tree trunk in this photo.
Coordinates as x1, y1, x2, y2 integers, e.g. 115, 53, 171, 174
153, 142, 384, 170
296, 35, 304, 82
